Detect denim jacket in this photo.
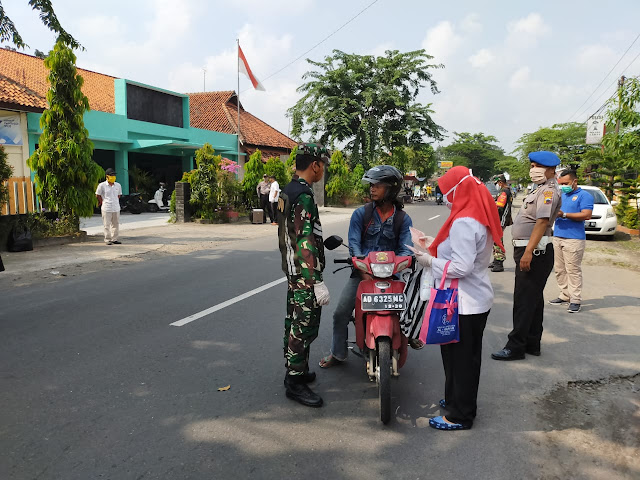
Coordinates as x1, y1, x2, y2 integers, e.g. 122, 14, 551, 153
348, 205, 413, 258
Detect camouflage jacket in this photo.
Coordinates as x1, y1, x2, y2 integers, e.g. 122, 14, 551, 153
277, 177, 325, 288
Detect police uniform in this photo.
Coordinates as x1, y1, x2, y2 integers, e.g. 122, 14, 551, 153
492, 151, 561, 360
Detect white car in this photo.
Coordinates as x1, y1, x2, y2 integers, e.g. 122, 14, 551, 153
580, 185, 617, 238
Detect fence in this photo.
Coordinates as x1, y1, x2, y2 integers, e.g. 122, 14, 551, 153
1, 176, 39, 216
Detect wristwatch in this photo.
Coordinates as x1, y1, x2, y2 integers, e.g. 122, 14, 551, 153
562, 212, 567, 219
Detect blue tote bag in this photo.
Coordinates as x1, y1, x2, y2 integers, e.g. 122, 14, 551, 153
418, 261, 460, 345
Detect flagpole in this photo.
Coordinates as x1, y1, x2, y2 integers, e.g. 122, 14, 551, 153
236, 38, 241, 169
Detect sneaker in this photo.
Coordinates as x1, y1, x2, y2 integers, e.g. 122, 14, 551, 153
111, 240, 122, 245
567, 303, 581, 313
548, 298, 568, 305
106, 241, 113, 245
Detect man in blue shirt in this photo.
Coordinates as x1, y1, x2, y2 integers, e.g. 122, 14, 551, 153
549, 169, 594, 313
319, 165, 413, 367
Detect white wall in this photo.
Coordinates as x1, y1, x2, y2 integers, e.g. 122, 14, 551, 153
0, 110, 30, 178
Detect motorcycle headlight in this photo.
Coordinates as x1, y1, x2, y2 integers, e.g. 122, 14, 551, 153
606, 208, 616, 218
370, 263, 394, 278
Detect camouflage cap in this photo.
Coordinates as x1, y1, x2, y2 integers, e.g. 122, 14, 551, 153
297, 143, 330, 164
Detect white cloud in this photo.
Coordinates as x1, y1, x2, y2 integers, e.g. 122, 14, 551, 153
468, 48, 494, 68
460, 13, 482, 34
422, 21, 463, 62
508, 66, 531, 89
369, 42, 394, 58
574, 44, 617, 70
228, 0, 314, 15
506, 13, 551, 46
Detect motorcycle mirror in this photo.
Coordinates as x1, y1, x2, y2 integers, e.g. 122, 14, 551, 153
324, 235, 343, 250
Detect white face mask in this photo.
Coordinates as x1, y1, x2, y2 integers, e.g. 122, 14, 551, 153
442, 174, 481, 209
529, 166, 547, 184
443, 193, 453, 210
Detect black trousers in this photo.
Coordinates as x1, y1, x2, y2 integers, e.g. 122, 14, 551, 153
506, 244, 554, 354
260, 194, 272, 223
440, 311, 489, 427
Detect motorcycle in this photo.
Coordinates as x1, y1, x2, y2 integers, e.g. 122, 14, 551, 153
148, 183, 170, 212
435, 192, 443, 205
324, 235, 413, 424
119, 192, 143, 214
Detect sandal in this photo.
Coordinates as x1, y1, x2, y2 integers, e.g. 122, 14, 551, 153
439, 399, 447, 409
319, 354, 344, 369
409, 339, 425, 350
429, 416, 470, 431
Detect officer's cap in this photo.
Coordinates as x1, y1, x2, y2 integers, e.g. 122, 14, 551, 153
528, 151, 560, 167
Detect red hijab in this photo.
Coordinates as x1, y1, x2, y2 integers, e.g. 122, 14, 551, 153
429, 166, 505, 256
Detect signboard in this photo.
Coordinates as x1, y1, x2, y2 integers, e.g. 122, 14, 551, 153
438, 161, 453, 169
0, 115, 23, 146
586, 115, 605, 145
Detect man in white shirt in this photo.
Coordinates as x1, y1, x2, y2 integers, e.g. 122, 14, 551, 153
95, 168, 122, 245
268, 175, 280, 225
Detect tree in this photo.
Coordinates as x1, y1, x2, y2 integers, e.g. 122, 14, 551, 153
325, 150, 351, 204
289, 49, 445, 169
513, 122, 588, 165
351, 163, 369, 201
439, 132, 504, 180
27, 40, 101, 218
34, 48, 45, 58
0, 0, 82, 49
264, 156, 288, 186
0, 145, 14, 206
242, 149, 264, 208
494, 155, 530, 185
189, 143, 221, 219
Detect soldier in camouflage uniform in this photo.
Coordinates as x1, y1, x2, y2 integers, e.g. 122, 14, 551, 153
277, 143, 331, 408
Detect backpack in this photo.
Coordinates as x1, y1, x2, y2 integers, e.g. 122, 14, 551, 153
360, 202, 407, 250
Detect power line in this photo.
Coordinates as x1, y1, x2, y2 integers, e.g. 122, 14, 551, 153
568, 32, 640, 122
240, 0, 380, 93
580, 50, 640, 123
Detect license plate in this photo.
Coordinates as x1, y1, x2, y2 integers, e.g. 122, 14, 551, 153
587, 221, 596, 227
361, 293, 406, 311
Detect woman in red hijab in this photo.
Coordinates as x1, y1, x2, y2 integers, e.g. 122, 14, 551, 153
410, 166, 504, 430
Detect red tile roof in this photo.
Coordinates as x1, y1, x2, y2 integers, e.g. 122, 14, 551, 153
0, 48, 115, 113
189, 91, 296, 152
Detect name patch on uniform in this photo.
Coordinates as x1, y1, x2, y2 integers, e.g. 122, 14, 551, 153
543, 191, 553, 204
572, 196, 578, 201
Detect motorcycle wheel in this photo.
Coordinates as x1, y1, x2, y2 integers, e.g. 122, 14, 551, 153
377, 338, 392, 424
148, 203, 159, 213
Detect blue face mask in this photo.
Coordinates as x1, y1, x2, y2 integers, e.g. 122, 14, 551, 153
560, 185, 573, 194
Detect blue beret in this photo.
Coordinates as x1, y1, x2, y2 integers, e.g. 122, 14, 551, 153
528, 151, 560, 167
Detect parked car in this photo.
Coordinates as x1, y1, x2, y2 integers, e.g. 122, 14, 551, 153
580, 185, 617, 238
484, 182, 499, 198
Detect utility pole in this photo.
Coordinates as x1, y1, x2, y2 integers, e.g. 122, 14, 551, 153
615, 75, 626, 135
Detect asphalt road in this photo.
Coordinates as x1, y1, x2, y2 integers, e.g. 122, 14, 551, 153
1, 201, 638, 480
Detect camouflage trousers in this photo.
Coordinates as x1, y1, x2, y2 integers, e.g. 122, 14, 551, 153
284, 279, 321, 376
493, 228, 506, 262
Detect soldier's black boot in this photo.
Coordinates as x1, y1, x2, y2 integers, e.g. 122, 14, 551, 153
282, 370, 316, 386
284, 374, 323, 408
491, 260, 504, 272
487, 261, 494, 269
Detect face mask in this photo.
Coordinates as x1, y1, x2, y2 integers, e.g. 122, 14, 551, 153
443, 193, 452, 210
560, 185, 573, 194
107, 175, 116, 183
529, 167, 547, 184
495, 183, 500, 190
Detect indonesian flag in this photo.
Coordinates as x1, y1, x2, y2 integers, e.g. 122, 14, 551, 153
238, 45, 265, 91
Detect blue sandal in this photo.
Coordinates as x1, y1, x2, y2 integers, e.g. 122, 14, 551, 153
429, 416, 470, 431
439, 399, 447, 409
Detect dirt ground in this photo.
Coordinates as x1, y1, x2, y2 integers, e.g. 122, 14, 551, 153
535, 374, 640, 479
583, 232, 640, 272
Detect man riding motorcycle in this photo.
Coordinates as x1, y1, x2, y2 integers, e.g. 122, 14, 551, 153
319, 165, 414, 368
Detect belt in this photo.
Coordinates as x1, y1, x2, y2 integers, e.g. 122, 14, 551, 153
512, 236, 551, 255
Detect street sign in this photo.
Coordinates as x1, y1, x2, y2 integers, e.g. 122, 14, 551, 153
586, 115, 605, 144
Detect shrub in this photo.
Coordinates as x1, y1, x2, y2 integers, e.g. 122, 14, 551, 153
0, 145, 13, 206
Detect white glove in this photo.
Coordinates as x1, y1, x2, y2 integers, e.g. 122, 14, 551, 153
313, 281, 330, 306
406, 244, 433, 267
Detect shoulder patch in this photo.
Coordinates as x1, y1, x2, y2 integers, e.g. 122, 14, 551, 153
543, 191, 553, 198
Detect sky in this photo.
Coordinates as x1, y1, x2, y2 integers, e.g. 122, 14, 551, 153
5, 0, 640, 153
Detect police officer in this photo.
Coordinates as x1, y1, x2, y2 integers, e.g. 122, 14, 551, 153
277, 143, 330, 407
489, 174, 513, 272
491, 151, 561, 361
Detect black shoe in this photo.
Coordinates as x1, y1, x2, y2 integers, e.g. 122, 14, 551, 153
567, 303, 581, 313
491, 260, 504, 272
487, 262, 494, 269
111, 240, 122, 245
106, 241, 113, 245
283, 371, 316, 386
526, 347, 541, 356
284, 376, 323, 407
491, 348, 525, 361
548, 297, 568, 305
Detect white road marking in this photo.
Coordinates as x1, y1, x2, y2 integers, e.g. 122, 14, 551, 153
170, 277, 287, 327
428, 215, 441, 221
